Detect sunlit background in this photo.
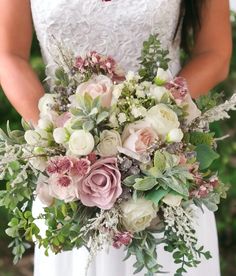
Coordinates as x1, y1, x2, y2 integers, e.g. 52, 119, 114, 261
0, 2, 235, 276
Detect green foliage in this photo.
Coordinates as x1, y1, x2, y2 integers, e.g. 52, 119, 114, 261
138, 34, 170, 81
195, 144, 220, 170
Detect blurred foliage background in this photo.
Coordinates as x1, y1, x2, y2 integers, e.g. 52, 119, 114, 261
0, 13, 236, 276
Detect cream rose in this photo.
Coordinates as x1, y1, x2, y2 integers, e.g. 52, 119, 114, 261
76, 75, 113, 107
97, 130, 122, 157
120, 198, 157, 233
122, 120, 157, 154
145, 104, 180, 138
68, 130, 95, 156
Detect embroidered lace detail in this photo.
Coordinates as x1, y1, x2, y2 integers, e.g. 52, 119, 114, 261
30, 0, 182, 79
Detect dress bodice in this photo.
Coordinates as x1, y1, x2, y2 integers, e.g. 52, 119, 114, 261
30, 0, 182, 78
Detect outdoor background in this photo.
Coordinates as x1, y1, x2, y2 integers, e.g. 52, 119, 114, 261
0, 5, 236, 276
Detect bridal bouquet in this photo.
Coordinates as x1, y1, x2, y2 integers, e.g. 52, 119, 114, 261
0, 34, 235, 276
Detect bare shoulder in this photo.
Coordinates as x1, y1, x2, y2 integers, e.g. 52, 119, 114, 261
0, 0, 33, 59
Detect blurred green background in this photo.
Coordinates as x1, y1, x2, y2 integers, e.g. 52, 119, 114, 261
0, 13, 236, 276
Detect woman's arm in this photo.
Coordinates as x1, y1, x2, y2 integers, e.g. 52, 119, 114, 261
179, 0, 232, 99
0, 0, 44, 124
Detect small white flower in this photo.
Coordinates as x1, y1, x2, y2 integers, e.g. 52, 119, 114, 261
68, 130, 95, 156
166, 128, 184, 143
38, 115, 54, 131
38, 94, 57, 115
135, 88, 146, 98
126, 71, 140, 82
118, 113, 127, 124
131, 106, 147, 118
53, 128, 70, 144
111, 84, 123, 104
154, 68, 172, 85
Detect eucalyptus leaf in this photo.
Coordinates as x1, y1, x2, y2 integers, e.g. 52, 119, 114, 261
83, 120, 95, 132
97, 111, 109, 124
145, 188, 169, 205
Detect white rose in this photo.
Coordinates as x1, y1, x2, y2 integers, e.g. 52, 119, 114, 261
97, 130, 122, 157
38, 94, 57, 115
53, 128, 70, 144
166, 128, 184, 143
76, 75, 113, 107
145, 104, 180, 138
68, 130, 95, 156
120, 198, 157, 233
24, 130, 41, 145
162, 193, 183, 207
149, 85, 169, 102
154, 68, 172, 85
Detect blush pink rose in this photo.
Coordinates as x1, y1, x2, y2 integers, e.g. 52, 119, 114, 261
76, 75, 113, 107
77, 157, 122, 210
122, 121, 158, 154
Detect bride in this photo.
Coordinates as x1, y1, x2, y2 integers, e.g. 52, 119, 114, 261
0, 0, 232, 275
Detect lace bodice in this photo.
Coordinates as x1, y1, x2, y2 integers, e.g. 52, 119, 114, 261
30, 0, 182, 79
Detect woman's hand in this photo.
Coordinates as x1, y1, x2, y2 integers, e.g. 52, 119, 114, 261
0, 0, 45, 125
179, 0, 232, 98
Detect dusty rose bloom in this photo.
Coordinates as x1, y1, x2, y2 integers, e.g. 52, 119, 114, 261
113, 232, 133, 249
77, 157, 122, 209
47, 156, 73, 175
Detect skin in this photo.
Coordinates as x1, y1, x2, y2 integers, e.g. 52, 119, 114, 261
0, 0, 233, 124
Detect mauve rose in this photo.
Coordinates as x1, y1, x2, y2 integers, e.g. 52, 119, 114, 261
77, 157, 122, 210
76, 75, 113, 107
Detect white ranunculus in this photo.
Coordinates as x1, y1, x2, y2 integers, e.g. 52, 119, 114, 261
145, 104, 180, 138
162, 193, 183, 207
97, 130, 122, 157
38, 115, 54, 131
38, 94, 57, 115
120, 198, 157, 233
68, 130, 95, 156
53, 128, 70, 144
166, 128, 184, 143
24, 130, 41, 146
149, 85, 169, 102
154, 68, 172, 85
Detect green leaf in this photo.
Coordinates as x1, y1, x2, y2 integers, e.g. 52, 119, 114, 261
195, 144, 219, 170
123, 175, 140, 187
189, 132, 215, 146
83, 120, 95, 132
145, 188, 169, 205
97, 111, 109, 124
133, 177, 157, 191
162, 176, 189, 197
153, 151, 166, 173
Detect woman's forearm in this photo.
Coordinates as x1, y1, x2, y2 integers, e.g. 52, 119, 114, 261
0, 54, 44, 124
179, 51, 230, 99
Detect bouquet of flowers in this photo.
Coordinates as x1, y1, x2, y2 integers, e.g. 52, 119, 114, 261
0, 34, 235, 276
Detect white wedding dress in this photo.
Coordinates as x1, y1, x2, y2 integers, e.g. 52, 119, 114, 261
30, 0, 221, 275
